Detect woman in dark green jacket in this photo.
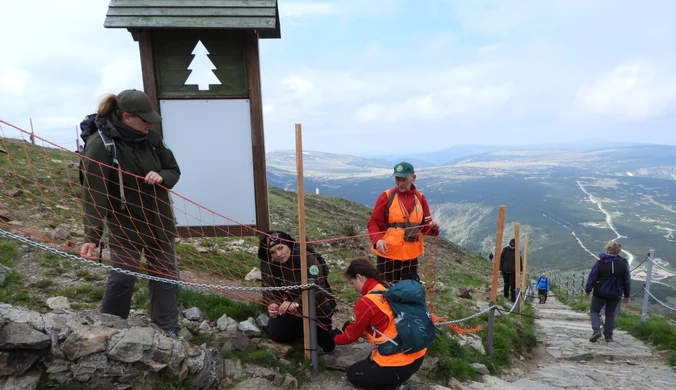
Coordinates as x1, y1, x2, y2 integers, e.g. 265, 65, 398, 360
80, 89, 181, 335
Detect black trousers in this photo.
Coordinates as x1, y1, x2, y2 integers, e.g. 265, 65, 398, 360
265, 314, 336, 353
377, 256, 418, 283
538, 288, 548, 303
100, 238, 178, 330
347, 354, 424, 390
502, 272, 517, 302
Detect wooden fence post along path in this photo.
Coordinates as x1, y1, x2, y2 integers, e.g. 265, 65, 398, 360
487, 205, 506, 358
514, 223, 521, 314
294, 124, 318, 372
521, 237, 530, 305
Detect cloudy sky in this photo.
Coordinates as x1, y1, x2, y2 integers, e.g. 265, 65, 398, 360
1, 0, 676, 155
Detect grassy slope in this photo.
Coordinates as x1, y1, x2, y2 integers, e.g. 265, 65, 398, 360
0, 138, 536, 385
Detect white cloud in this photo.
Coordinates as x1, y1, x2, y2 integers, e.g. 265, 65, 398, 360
0, 65, 30, 94
573, 60, 676, 120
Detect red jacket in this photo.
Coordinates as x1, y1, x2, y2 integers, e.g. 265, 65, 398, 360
334, 279, 390, 345
367, 184, 438, 245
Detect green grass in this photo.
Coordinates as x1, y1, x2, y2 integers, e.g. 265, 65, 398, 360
616, 314, 676, 366
427, 302, 537, 382
177, 289, 262, 321
55, 284, 104, 309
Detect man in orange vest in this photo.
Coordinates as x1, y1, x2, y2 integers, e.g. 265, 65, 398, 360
367, 162, 439, 283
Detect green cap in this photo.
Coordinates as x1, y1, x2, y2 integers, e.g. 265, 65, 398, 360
117, 89, 162, 123
392, 161, 414, 177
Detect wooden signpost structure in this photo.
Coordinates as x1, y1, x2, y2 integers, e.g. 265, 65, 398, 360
104, 0, 281, 236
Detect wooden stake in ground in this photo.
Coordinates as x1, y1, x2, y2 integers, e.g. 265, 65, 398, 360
76, 125, 81, 152
514, 224, 521, 313
294, 123, 311, 360
521, 237, 529, 305
29, 118, 35, 145
490, 206, 507, 303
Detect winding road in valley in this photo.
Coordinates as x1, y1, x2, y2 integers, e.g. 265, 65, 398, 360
576, 181, 635, 265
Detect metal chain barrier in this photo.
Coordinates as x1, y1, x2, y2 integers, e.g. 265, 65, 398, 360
0, 229, 315, 293
3, 228, 539, 329
643, 287, 676, 313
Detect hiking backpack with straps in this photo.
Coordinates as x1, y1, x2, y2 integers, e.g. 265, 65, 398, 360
598, 260, 624, 298
78, 114, 120, 185
370, 278, 437, 355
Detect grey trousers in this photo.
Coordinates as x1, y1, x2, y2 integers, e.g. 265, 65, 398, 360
100, 237, 179, 330
590, 295, 620, 337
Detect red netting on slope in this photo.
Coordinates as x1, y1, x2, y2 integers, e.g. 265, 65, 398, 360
0, 119, 442, 329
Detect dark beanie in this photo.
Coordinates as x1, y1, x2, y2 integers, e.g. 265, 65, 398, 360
257, 231, 295, 261
509, 238, 515, 246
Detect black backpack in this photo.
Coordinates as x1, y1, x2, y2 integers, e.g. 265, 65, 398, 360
78, 114, 119, 185
598, 260, 624, 298
306, 242, 333, 294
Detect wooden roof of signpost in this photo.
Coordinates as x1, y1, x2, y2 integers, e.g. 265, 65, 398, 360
104, 0, 281, 38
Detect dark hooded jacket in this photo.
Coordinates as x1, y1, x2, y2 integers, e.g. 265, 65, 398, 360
585, 253, 630, 298
81, 116, 180, 248
258, 233, 336, 327
500, 246, 523, 273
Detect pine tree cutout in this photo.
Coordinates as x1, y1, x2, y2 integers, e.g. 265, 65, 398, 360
185, 40, 222, 91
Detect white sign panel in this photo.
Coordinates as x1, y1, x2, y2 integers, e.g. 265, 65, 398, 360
160, 99, 257, 226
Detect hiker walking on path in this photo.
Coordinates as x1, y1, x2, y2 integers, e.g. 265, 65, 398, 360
585, 240, 630, 343
257, 231, 338, 354
334, 258, 426, 390
536, 272, 550, 304
500, 238, 522, 302
79, 89, 182, 336
367, 161, 439, 283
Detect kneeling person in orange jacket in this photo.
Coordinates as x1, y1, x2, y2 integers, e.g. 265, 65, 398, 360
333, 258, 425, 390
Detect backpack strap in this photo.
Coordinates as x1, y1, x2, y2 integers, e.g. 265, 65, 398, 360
97, 129, 126, 211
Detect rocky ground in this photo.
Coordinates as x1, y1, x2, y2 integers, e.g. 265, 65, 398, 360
462, 295, 676, 390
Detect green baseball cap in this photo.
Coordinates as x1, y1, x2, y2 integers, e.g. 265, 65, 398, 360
117, 89, 162, 123
392, 161, 415, 177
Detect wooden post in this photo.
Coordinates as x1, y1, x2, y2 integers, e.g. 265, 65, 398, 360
514, 224, 521, 313
295, 124, 311, 360
521, 237, 529, 305
75, 125, 81, 152
487, 205, 506, 359
29, 118, 35, 145
489, 206, 507, 303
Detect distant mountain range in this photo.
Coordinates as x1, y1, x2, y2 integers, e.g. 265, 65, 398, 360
266, 143, 676, 308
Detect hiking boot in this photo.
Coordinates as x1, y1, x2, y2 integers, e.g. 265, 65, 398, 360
589, 331, 602, 343
166, 327, 183, 339
605, 336, 614, 342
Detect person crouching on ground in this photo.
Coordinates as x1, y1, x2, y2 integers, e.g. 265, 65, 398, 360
536, 272, 550, 304
334, 257, 425, 390
257, 231, 337, 353
584, 240, 630, 343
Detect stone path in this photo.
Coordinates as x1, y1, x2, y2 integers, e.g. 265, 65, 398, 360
464, 295, 676, 389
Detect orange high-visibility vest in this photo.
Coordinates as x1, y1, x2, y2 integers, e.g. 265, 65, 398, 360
363, 284, 427, 367
371, 189, 425, 260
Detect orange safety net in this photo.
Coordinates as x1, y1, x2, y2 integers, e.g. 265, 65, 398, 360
0, 119, 446, 331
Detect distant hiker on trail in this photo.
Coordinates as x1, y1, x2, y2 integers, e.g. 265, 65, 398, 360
367, 161, 439, 283
536, 272, 550, 304
585, 240, 631, 343
334, 258, 426, 390
489, 252, 494, 262
500, 239, 522, 302
257, 231, 338, 354
79, 89, 182, 337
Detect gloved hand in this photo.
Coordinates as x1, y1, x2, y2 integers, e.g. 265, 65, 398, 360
328, 327, 343, 340
342, 320, 352, 332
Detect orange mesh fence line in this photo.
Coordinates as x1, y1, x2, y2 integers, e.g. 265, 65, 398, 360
0, 119, 455, 331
